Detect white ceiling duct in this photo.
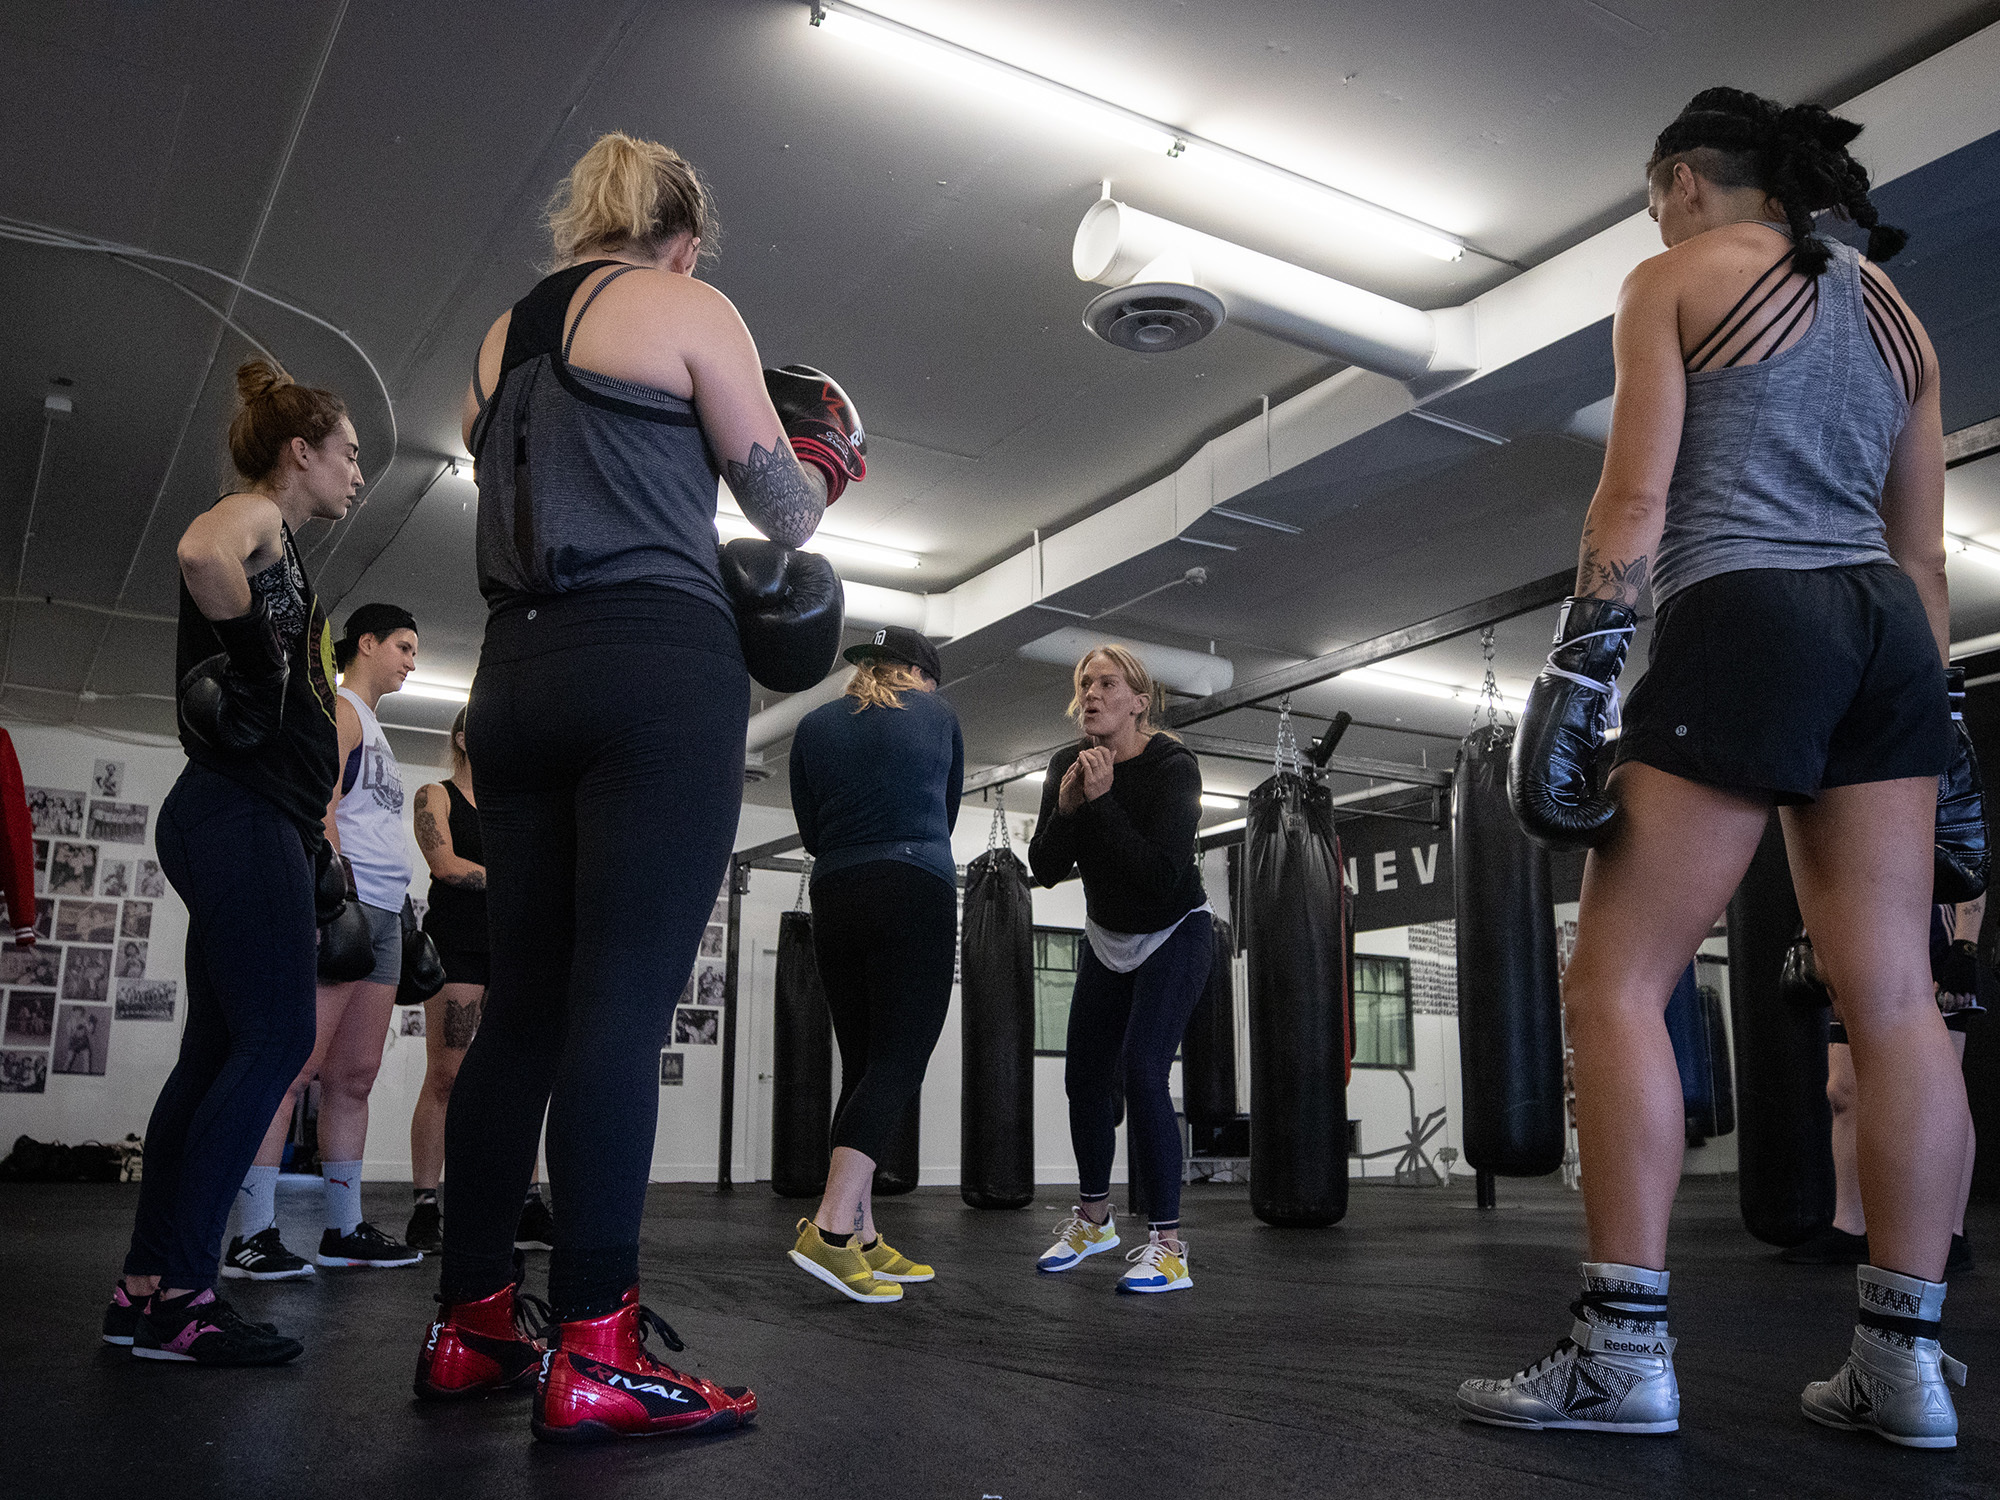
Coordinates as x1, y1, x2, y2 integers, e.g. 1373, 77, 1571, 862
1073, 199, 1475, 381
844, 578, 952, 637
1017, 627, 1234, 697
746, 668, 853, 754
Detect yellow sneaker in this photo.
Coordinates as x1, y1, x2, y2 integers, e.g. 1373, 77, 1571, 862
1037, 1205, 1120, 1273
860, 1236, 933, 1283
1116, 1231, 1192, 1294
789, 1219, 902, 1303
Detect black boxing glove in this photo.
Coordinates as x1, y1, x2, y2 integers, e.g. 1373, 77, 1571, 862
1507, 596, 1638, 851
1935, 936, 1979, 999
1780, 927, 1831, 1010
719, 538, 845, 694
1934, 665, 1989, 902
179, 597, 289, 754
317, 899, 375, 983
312, 840, 355, 927
765, 365, 866, 504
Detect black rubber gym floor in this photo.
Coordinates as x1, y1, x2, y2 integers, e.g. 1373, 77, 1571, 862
3, 1175, 1993, 1498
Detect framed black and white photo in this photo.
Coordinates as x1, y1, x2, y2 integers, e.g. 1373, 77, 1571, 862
672, 1007, 719, 1045
4, 990, 55, 1046
34, 904, 54, 941
659, 1051, 685, 1085
399, 1007, 426, 1037
86, 801, 149, 845
25, 787, 84, 837
55, 900, 118, 945
115, 940, 147, 979
97, 858, 131, 898
135, 859, 167, 899
114, 979, 176, 1022
60, 946, 111, 1003
91, 760, 125, 799
0, 1049, 48, 1094
694, 963, 725, 1007
698, 924, 726, 959
33, 838, 50, 893
120, 901, 152, 940
47, 841, 98, 897
0, 943, 60, 989
52, 1002, 111, 1076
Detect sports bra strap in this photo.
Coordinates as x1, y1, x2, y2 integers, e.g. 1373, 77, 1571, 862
563, 265, 641, 363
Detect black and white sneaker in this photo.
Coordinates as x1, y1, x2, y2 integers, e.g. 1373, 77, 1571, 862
405, 1199, 443, 1254
222, 1226, 318, 1281
316, 1222, 423, 1268
515, 1193, 556, 1252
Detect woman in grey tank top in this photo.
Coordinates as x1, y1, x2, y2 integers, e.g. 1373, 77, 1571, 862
1465, 89, 1975, 1449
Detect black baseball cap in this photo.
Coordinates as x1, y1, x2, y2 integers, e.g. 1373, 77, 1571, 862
843, 624, 942, 685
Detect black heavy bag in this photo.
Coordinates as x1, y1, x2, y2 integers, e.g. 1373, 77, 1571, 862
1664, 962, 1736, 1145
960, 846, 1036, 1209
872, 1094, 922, 1195
1455, 725, 1566, 1176
1702, 978, 1736, 1140
1727, 814, 1834, 1246
1182, 918, 1238, 1128
1245, 771, 1349, 1227
770, 910, 833, 1198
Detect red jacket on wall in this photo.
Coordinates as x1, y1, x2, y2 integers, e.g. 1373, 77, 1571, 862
0, 728, 37, 944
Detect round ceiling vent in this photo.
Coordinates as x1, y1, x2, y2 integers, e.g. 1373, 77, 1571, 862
1082, 281, 1225, 354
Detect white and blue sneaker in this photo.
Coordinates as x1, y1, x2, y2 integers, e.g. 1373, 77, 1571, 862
1116, 1232, 1192, 1294
1037, 1205, 1120, 1273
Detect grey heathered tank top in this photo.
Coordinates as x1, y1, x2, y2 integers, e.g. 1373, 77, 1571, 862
470, 262, 732, 615
1651, 236, 1907, 608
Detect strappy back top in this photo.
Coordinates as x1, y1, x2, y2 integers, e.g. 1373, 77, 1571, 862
469, 261, 731, 616
1652, 232, 1914, 608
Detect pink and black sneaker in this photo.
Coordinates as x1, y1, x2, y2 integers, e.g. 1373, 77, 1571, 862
102, 1282, 148, 1346
132, 1288, 303, 1366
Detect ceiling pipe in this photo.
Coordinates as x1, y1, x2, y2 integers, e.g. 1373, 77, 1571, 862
746, 668, 852, 753
1073, 199, 1475, 381
1017, 627, 1235, 697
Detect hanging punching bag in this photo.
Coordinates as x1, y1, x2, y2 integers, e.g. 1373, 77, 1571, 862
769, 908, 833, 1198
1182, 918, 1238, 1128
1664, 963, 1718, 1145
1728, 814, 1834, 1246
1245, 769, 1349, 1227
872, 1095, 922, 1195
961, 843, 1035, 1209
1457, 724, 1566, 1176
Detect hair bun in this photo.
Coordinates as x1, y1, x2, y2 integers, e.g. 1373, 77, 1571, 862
234, 359, 293, 404
1777, 103, 1862, 151
1865, 223, 1910, 263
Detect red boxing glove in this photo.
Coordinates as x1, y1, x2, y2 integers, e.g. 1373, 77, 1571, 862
765, 365, 866, 504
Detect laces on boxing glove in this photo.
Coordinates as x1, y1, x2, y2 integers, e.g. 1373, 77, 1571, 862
1507, 597, 1637, 852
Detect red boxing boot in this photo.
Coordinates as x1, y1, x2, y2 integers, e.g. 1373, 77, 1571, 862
414, 1283, 550, 1400
531, 1288, 757, 1444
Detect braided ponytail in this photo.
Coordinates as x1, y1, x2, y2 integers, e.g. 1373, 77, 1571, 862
1647, 86, 1906, 277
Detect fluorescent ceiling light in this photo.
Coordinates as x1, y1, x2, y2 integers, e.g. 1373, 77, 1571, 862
1200, 792, 1243, 809
1947, 533, 2000, 572
1345, 665, 1527, 714
396, 674, 472, 704
810, 2, 1465, 263
713, 508, 921, 570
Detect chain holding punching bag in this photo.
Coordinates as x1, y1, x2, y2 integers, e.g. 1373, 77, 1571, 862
1246, 707, 1350, 1227
961, 804, 1036, 1209
1729, 814, 1834, 1246
770, 875, 833, 1198
872, 1096, 922, 1195
1457, 722, 1566, 1176
1182, 918, 1238, 1129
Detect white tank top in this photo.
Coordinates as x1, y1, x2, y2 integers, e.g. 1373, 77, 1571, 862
335, 686, 413, 910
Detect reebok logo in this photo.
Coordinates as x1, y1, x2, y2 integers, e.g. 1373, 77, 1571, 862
1601, 1338, 1669, 1356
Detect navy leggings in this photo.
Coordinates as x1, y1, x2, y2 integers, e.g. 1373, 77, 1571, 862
126, 765, 319, 1289
1065, 912, 1213, 1227
441, 589, 749, 1320
810, 861, 957, 1162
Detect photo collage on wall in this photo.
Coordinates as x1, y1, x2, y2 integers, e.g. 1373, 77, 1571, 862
660, 887, 727, 1086
1, 762, 178, 1093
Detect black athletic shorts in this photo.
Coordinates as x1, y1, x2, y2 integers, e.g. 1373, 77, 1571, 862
1615, 563, 1950, 803
433, 945, 489, 988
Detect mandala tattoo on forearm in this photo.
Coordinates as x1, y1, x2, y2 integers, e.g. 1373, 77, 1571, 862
726, 440, 824, 548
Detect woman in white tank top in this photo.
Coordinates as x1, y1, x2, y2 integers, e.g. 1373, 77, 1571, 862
228, 604, 426, 1278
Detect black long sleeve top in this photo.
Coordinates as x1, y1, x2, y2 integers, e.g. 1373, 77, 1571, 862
1028, 734, 1206, 933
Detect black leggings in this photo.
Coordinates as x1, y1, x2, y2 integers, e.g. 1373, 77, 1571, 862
1066, 912, 1213, 1228
811, 861, 957, 1163
441, 590, 748, 1319
126, 765, 318, 1289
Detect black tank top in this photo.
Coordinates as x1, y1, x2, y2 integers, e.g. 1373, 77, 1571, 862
468, 261, 731, 618
175, 519, 340, 835
423, 781, 486, 952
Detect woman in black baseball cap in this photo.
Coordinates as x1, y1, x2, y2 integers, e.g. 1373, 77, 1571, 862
783, 625, 962, 1301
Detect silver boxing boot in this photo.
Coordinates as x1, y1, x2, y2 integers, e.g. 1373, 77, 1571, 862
1802, 1265, 1966, 1449
1457, 1262, 1679, 1434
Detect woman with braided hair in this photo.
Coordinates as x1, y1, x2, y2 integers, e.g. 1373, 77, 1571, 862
1463, 88, 1972, 1447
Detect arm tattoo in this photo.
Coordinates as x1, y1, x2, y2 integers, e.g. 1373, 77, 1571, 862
725, 440, 825, 548
1577, 530, 1651, 608
440, 868, 487, 890
414, 800, 445, 854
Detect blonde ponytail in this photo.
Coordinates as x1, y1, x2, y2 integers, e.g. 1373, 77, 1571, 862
545, 131, 715, 265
